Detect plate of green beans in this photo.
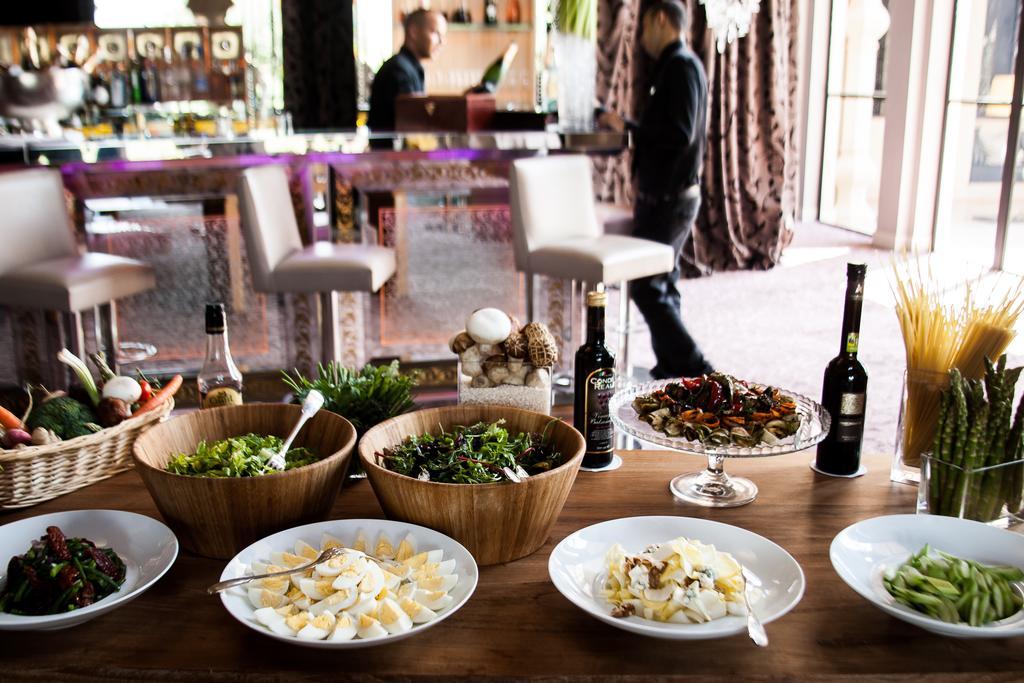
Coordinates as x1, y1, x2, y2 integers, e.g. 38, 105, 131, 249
830, 514, 1024, 638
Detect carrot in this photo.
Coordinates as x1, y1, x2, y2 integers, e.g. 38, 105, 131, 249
0, 405, 23, 430
134, 374, 182, 416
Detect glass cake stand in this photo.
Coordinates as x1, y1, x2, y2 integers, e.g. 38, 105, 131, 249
610, 380, 830, 508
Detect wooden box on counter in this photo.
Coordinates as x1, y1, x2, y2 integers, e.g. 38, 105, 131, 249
395, 94, 496, 133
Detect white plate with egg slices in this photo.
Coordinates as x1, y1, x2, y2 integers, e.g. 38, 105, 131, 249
0, 510, 178, 631
548, 516, 804, 640
830, 514, 1024, 638
218, 519, 479, 648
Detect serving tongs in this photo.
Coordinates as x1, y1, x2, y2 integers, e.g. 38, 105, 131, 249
206, 546, 401, 594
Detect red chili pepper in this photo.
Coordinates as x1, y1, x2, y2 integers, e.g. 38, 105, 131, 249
708, 381, 723, 411
681, 377, 703, 391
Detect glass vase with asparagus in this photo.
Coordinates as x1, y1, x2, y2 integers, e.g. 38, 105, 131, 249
924, 355, 1024, 522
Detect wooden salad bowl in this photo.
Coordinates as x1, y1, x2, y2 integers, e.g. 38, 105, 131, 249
133, 403, 356, 559
358, 405, 585, 565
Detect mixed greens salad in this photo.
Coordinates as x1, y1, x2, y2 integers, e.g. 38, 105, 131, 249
376, 419, 563, 484
165, 434, 320, 478
0, 526, 126, 616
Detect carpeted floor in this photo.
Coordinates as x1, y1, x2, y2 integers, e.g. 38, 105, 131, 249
614, 221, 1024, 459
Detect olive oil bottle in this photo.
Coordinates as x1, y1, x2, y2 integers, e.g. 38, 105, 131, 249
197, 302, 243, 408
574, 285, 616, 468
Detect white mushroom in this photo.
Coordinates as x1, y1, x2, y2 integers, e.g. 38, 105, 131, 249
466, 308, 513, 345
526, 368, 550, 389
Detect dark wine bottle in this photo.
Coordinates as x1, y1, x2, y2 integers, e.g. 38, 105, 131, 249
815, 263, 868, 476
474, 43, 518, 94
574, 285, 616, 469
484, 0, 499, 25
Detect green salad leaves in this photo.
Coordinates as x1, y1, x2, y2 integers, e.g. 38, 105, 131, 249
377, 419, 563, 484
165, 433, 320, 478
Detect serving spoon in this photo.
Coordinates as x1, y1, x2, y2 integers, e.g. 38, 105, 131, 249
261, 390, 325, 471
740, 568, 768, 647
206, 546, 401, 594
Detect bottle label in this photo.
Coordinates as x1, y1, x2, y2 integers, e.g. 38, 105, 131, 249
836, 392, 865, 444
839, 392, 865, 416
845, 332, 859, 354
203, 387, 243, 409
583, 368, 615, 454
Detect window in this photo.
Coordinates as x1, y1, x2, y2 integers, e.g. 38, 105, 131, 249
933, 0, 1020, 268
818, 0, 891, 234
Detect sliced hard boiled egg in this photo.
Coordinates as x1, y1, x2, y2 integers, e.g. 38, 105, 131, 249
352, 531, 368, 553
346, 595, 379, 618
330, 613, 357, 641
394, 534, 417, 562
396, 583, 417, 600
270, 551, 309, 569
315, 551, 359, 577
415, 574, 458, 593
414, 589, 454, 612
382, 570, 402, 592
248, 588, 289, 610
400, 598, 438, 624
404, 549, 444, 570
308, 588, 357, 615
294, 539, 320, 560
357, 560, 385, 595
377, 597, 413, 634
299, 577, 337, 602
258, 574, 291, 594
374, 533, 396, 560
356, 613, 388, 639
331, 559, 369, 590
320, 533, 344, 551
253, 606, 286, 627
297, 611, 337, 640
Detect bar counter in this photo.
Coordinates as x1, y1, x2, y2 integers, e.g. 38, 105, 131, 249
0, 129, 626, 395
1, 451, 1021, 681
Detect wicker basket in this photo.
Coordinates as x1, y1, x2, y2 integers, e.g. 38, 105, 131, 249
0, 399, 174, 509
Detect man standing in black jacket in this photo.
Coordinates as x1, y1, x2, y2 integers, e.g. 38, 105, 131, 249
368, 9, 447, 133
599, 0, 712, 378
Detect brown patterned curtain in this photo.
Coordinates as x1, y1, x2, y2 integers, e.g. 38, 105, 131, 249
595, 0, 799, 275
281, 0, 357, 130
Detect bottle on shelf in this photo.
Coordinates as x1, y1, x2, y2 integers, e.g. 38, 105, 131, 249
189, 45, 210, 99
140, 43, 161, 104
473, 42, 518, 93
198, 302, 244, 409
815, 263, 868, 476
451, 1, 471, 22
176, 44, 193, 101
129, 51, 144, 104
159, 45, 181, 102
484, 0, 499, 25
505, 0, 522, 23
108, 62, 128, 109
574, 284, 616, 469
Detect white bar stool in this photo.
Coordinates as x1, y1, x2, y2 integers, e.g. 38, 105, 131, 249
0, 168, 155, 382
238, 165, 397, 364
509, 155, 675, 384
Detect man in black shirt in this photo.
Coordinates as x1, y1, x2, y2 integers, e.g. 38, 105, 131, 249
599, 0, 712, 378
368, 9, 447, 133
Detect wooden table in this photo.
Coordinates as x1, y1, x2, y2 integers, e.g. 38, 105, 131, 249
1, 451, 1022, 682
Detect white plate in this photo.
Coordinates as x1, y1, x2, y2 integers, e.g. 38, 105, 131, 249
0, 510, 178, 631
830, 514, 1024, 639
219, 519, 479, 648
548, 516, 805, 639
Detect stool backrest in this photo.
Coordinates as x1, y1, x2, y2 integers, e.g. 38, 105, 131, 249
238, 165, 303, 291
509, 155, 601, 271
0, 168, 78, 276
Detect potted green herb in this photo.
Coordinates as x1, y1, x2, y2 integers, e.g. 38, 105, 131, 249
282, 361, 418, 477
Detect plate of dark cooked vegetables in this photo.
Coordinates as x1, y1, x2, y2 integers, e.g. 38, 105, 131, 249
0, 510, 177, 630
831, 514, 1024, 638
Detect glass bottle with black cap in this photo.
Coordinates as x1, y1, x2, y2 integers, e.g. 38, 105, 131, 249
198, 302, 243, 409
815, 263, 868, 475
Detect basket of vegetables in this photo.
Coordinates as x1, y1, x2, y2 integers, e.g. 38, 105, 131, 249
0, 350, 180, 509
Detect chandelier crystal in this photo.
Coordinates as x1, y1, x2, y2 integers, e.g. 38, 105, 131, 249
699, 0, 762, 53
